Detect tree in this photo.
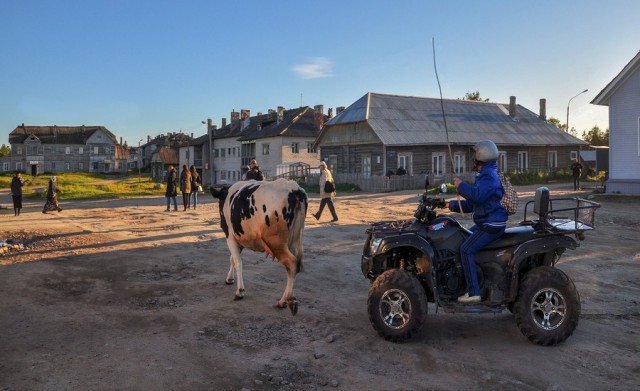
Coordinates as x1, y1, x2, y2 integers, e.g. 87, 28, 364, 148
462, 90, 490, 102
582, 126, 609, 146
0, 144, 10, 157
547, 117, 577, 137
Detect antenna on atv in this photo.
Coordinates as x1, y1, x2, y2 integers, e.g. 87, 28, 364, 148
432, 37, 463, 216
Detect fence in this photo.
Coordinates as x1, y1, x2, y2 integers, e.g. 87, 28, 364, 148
305, 172, 474, 193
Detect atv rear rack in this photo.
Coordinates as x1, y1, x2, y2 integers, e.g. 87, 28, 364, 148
524, 196, 601, 234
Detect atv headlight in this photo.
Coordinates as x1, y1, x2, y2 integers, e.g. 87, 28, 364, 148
370, 238, 383, 255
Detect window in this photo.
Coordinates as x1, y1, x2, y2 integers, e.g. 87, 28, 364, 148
291, 143, 299, 154
16, 162, 22, 171
93, 162, 98, 170
432, 152, 445, 176
398, 153, 413, 175
498, 151, 507, 172
214, 149, 219, 158
79, 162, 84, 170
454, 153, 464, 174
228, 148, 231, 156
518, 151, 529, 172
65, 147, 71, 154
548, 151, 558, 169
221, 148, 225, 157
307, 143, 316, 153
79, 147, 84, 154
362, 155, 371, 177
3, 162, 9, 171
16, 147, 22, 155
570, 151, 578, 161
262, 143, 270, 155
94, 147, 99, 154
50, 162, 56, 170
65, 162, 71, 171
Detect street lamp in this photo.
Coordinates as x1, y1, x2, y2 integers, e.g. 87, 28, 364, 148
566, 89, 588, 133
138, 139, 143, 182
202, 119, 214, 185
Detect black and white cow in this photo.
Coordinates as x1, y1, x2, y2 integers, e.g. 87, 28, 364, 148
210, 178, 308, 315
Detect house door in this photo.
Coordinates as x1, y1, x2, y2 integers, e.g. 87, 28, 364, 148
31, 164, 38, 176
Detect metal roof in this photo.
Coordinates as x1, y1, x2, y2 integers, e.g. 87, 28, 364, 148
323, 92, 586, 147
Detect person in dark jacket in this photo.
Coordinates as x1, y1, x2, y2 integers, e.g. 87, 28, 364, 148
448, 140, 508, 304
571, 158, 583, 190
42, 176, 63, 213
10, 171, 28, 216
165, 166, 178, 212
190, 165, 201, 210
245, 159, 264, 181
179, 164, 192, 211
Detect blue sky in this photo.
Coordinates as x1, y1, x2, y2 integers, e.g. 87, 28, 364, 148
1, 0, 638, 146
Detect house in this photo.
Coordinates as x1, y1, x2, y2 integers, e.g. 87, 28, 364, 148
209, 105, 327, 184
314, 92, 586, 179
591, 51, 640, 195
3, 125, 128, 175
150, 146, 179, 181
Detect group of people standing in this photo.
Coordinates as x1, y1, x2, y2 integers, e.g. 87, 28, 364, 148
10, 172, 62, 216
165, 165, 201, 212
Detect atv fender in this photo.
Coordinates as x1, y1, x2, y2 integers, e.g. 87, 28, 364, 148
506, 235, 578, 299
376, 234, 435, 277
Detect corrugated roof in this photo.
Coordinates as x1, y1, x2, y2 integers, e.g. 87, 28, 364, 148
323, 92, 586, 147
153, 146, 178, 164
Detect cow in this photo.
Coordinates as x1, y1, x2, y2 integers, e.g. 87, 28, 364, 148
210, 178, 308, 315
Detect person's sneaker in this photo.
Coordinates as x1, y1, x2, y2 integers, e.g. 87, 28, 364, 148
312, 213, 320, 220
331, 218, 339, 222
57, 208, 62, 212
42, 210, 47, 214
458, 293, 481, 304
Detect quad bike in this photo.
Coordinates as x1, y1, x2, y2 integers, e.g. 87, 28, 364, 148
361, 185, 600, 346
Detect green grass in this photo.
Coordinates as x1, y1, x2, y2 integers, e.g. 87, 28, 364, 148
1, 172, 161, 199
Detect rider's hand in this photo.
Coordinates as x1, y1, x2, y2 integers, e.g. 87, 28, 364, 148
453, 177, 462, 189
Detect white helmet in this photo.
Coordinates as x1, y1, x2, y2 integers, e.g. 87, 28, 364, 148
473, 140, 499, 162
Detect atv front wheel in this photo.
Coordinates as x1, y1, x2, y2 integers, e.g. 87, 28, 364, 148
514, 266, 580, 346
367, 269, 427, 342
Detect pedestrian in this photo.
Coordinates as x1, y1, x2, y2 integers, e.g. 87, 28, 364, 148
312, 161, 338, 222
42, 176, 63, 213
10, 171, 28, 216
571, 158, 583, 191
190, 165, 201, 210
245, 159, 264, 181
165, 165, 179, 212
447, 140, 508, 304
180, 164, 192, 211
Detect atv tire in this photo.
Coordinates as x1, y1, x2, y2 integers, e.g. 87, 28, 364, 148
367, 269, 427, 342
514, 266, 580, 346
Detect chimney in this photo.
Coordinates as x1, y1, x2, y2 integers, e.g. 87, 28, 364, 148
147, 135, 151, 142
509, 96, 516, 117
120, 136, 123, 145
231, 110, 240, 122
240, 109, 250, 131
222, 118, 227, 127
539, 98, 547, 120
328, 108, 333, 119
277, 106, 284, 124
336, 106, 346, 115
314, 104, 324, 129
257, 112, 262, 116
268, 109, 275, 117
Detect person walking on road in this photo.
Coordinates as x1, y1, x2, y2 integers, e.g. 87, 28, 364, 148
42, 176, 63, 213
571, 158, 583, 191
165, 166, 178, 212
190, 165, 201, 210
180, 164, 192, 211
312, 161, 338, 222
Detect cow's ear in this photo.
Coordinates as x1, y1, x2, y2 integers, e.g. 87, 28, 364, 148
210, 184, 228, 199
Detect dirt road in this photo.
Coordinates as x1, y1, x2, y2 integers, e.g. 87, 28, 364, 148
1, 184, 639, 390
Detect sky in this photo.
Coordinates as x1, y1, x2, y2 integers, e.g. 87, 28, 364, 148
1, 0, 639, 147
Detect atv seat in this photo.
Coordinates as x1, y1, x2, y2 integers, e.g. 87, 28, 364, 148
483, 225, 535, 250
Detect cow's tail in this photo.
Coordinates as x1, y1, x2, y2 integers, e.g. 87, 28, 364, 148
289, 189, 308, 273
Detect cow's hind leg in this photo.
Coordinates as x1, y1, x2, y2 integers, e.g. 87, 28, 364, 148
274, 250, 299, 315
226, 239, 245, 300
225, 254, 235, 285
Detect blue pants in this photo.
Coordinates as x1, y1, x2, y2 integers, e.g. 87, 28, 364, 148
166, 196, 178, 211
191, 190, 198, 208
459, 225, 505, 297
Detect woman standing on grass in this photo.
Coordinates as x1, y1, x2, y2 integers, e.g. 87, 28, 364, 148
42, 176, 63, 213
179, 164, 192, 211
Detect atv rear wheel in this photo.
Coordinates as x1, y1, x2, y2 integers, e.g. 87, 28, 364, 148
367, 269, 427, 342
514, 266, 580, 346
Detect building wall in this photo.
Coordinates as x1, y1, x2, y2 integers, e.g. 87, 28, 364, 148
213, 137, 243, 182
609, 66, 640, 181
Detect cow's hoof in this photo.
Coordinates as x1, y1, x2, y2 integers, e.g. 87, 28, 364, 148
234, 294, 244, 301
288, 298, 298, 316
225, 279, 234, 285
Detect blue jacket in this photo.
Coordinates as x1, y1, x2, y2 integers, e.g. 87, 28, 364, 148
448, 161, 508, 229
